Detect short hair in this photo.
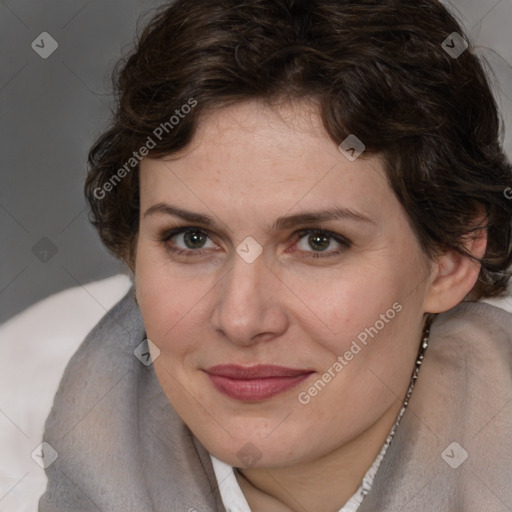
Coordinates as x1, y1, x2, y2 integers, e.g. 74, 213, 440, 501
85, 0, 512, 300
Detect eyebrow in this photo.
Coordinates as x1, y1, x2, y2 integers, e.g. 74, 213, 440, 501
143, 202, 376, 231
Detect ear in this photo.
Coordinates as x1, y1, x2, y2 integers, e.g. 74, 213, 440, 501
423, 221, 488, 314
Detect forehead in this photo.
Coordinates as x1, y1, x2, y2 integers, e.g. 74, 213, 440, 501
138, 100, 397, 227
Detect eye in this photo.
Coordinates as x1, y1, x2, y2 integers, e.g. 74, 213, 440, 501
161, 227, 217, 256
159, 226, 351, 260
293, 229, 351, 258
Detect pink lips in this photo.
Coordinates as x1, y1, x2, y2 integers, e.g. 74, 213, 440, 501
204, 364, 314, 401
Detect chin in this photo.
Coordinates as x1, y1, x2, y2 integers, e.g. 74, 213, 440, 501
200, 423, 318, 469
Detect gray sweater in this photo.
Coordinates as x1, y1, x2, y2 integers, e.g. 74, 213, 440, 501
39, 286, 512, 511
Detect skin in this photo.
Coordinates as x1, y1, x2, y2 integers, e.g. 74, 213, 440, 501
135, 99, 486, 512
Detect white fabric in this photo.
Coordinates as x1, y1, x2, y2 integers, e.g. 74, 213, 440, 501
0, 273, 510, 511
0, 274, 132, 512
210, 451, 377, 512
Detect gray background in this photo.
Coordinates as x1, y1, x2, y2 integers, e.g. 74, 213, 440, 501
1, 0, 511, 323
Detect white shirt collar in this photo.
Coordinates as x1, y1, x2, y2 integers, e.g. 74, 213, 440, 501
210, 453, 372, 512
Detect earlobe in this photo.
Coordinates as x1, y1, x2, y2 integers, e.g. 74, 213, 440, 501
423, 226, 487, 313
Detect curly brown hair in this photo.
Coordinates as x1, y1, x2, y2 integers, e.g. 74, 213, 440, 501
85, 0, 512, 300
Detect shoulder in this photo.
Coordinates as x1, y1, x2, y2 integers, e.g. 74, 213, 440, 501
432, 298, 512, 349
427, 299, 512, 392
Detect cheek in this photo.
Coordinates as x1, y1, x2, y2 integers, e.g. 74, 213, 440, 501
287, 261, 425, 389
278, 264, 401, 353
137, 291, 209, 360
135, 247, 211, 355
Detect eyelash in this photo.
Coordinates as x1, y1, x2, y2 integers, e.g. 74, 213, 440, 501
159, 226, 351, 259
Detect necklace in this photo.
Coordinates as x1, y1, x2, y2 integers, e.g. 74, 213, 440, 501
359, 321, 432, 499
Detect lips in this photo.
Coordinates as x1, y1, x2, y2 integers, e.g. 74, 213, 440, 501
204, 364, 314, 401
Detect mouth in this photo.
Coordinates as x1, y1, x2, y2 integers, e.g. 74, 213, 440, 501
203, 364, 315, 401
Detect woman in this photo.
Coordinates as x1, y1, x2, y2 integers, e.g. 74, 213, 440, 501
40, 0, 512, 510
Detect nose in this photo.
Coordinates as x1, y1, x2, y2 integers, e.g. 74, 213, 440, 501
210, 251, 289, 346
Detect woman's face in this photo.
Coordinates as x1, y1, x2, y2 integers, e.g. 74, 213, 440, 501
135, 99, 435, 468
